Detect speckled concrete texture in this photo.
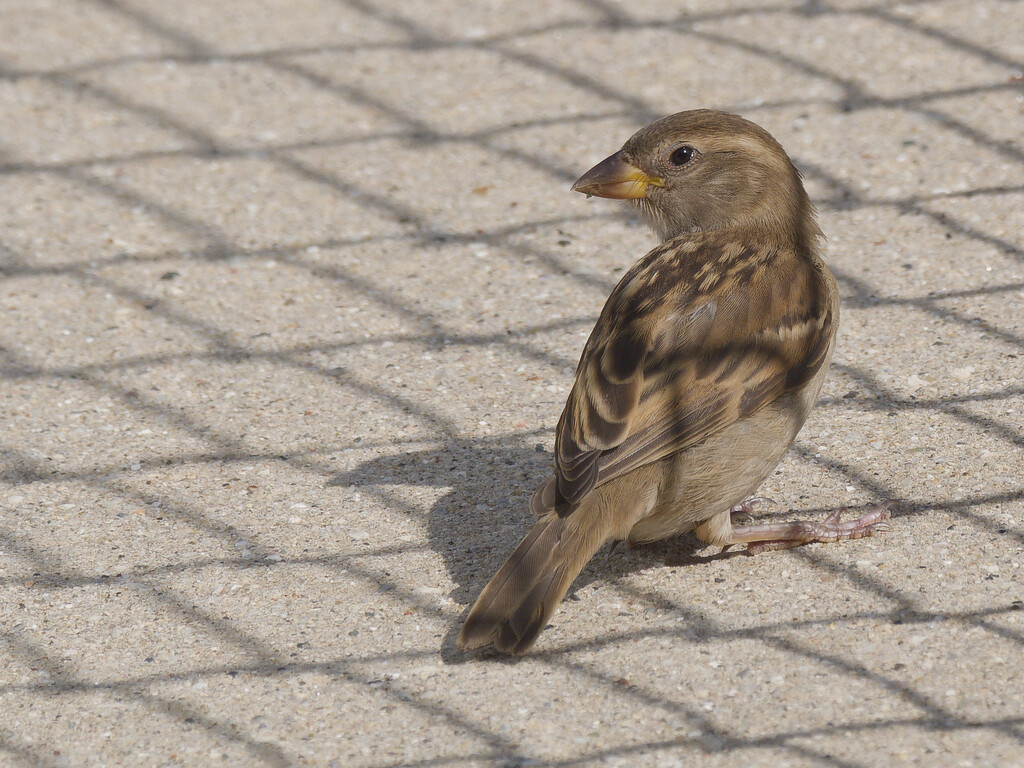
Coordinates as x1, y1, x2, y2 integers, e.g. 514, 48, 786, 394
0, 1, 1022, 766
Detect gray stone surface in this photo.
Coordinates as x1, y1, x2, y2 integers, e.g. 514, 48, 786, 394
0, 1, 1022, 766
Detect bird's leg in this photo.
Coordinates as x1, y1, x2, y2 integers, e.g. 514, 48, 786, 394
699, 501, 894, 555
605, 539, 622, 561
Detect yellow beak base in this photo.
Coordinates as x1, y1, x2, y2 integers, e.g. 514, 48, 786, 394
571, 150, 663, 199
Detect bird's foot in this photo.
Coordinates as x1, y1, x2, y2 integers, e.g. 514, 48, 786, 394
729, 500, 894, 555
729, 496, 777, 526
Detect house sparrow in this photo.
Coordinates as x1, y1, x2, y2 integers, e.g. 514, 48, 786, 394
458, 109, 891, 655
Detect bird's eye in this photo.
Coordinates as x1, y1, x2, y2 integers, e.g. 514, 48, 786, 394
669, 145, 696, 166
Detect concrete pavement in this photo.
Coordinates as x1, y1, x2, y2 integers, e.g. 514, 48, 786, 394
0, 1, 1022, 766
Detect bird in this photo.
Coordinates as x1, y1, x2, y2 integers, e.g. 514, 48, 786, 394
457, 109, 891, 655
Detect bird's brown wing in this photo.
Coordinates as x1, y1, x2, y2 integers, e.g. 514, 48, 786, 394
551, 234, 836, 511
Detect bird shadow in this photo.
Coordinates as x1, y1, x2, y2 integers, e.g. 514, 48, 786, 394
328, 432, 720, 661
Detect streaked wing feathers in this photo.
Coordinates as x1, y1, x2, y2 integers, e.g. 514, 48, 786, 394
552, 234, 836, 511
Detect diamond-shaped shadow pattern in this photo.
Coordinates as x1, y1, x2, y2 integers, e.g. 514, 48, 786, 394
0, 0, 1022, 765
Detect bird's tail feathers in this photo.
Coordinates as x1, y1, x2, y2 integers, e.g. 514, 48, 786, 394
458, 509, 607, 654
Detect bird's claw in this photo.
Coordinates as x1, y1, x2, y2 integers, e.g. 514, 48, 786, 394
730, 496, 777, 526
745, 501, 894, 555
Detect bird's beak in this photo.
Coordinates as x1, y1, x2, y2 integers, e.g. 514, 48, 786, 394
571, 150, 664, 199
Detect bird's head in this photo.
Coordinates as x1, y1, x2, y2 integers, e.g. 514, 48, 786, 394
572, 110, 821, 247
